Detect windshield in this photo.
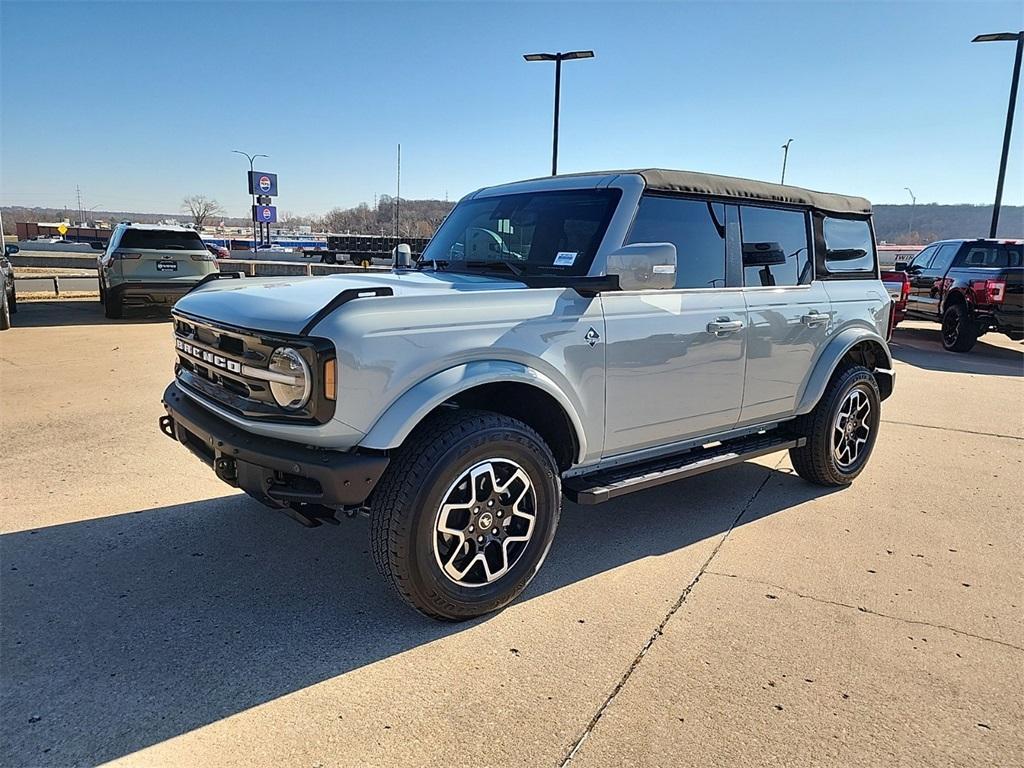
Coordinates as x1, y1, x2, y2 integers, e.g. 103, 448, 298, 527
420, 189, 621, 277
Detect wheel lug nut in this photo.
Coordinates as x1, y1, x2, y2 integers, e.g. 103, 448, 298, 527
496, 510, 503, 517
487, 500, 494, 507
492, 528, 498, 534
477, 536, 484, 543
468, 525, 474, 533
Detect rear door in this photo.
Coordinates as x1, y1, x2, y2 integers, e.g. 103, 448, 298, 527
738, 204, 831, 425
602, 195, 747, 456
115, 229, 216, 282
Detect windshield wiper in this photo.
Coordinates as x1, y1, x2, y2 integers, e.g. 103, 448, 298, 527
463, 259, 524, 277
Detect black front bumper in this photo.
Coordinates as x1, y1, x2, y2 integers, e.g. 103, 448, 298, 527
160, 382, 388, 508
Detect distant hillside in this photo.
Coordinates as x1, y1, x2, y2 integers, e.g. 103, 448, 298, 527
6, 201, 1022, 245
873, 204, 1024, 244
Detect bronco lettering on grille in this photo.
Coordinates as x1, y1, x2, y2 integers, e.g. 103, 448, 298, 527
176, 338, 242, 374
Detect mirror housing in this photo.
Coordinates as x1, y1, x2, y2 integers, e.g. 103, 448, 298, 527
4, 244, 19, 256
605, 243, 677, 291
893, 260, 908, 272
392, 243, 412, 268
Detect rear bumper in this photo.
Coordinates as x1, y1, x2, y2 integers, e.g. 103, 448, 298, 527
160, 382, 388, 508
110, 281, 197, 306
991, 307, 1023, 335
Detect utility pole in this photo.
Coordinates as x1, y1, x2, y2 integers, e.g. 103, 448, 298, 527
972, 31, 1024, 237
395, 143, 401, 240
76, 185, 83, 226
780, 139, 794, 184
904, 187, 917, 239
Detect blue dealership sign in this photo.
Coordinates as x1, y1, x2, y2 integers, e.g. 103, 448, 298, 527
253, 205, 277, 223
247, 171, 278, 196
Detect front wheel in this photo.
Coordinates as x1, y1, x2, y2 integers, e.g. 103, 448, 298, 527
790, 365, 881, 487
941, 303, 977, 353
370, 409, 561, 621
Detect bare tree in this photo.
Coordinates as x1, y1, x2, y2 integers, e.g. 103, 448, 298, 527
181, 195, 225, 230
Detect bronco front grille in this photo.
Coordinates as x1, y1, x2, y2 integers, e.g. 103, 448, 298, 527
171, 311, 335, 424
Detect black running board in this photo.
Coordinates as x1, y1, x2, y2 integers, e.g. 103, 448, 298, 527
563, 433, 805, 505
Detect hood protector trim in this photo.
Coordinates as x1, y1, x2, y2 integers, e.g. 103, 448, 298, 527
299, 286, 394, 336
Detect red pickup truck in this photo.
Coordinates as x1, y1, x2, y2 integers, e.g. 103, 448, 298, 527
895, 239, 1023, 352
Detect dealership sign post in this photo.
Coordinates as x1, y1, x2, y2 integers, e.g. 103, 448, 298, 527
247, 171, 279, 249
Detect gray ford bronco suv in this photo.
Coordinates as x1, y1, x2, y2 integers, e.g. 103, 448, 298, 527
159, 169, 895, 620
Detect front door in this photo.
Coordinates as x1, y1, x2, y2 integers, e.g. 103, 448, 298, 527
601, 195, 746, 457
908, 242, 958, 316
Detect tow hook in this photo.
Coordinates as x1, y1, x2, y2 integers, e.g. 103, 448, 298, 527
214, 456, 238, 483
158, 415, 176, 440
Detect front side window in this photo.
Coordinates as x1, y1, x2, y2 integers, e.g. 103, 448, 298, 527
909, 245, 937, 269
823, 217, 876, 273
929, 243, 960, 272
419, 189, 621, 277
625, 196, 726, 288
740, 206, 810, 287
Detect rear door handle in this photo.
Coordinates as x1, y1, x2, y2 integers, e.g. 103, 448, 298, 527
801, 311, 829, 327
706, 318, 744, 336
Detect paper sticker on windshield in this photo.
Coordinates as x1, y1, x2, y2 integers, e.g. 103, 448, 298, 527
553, 251, 577, 267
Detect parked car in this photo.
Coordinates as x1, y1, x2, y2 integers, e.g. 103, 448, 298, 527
97, 224, 218, 319
880, 269, 909, 333
896, 238, 1023, 352
205, 242, 230, 260
0, 244, 18, 331
158, 169, 895, 620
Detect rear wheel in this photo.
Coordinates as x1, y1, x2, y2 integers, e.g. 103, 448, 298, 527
941, 303, 977, 353
0, 290, 10, 330
370, 409, 561, 621
103, 288, 123, 319
790, 365, 881, 487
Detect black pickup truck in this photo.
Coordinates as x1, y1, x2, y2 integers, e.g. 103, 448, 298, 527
897, 238, 1023, 352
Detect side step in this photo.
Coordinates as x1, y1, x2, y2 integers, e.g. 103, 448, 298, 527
563, 432, 806, 505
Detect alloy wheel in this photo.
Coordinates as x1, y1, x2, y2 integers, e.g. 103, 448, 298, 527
832, 386, 871, 469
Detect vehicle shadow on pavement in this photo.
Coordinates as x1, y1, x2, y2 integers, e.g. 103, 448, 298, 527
11, 299, 172, 328
889, 327, 1023, 377
1, 462, 836, 766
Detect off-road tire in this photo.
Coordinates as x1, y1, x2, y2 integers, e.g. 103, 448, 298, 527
941, 303, 977, 353
104, 290, 123, 319
370, 408, 561, 621
790, 365, 881, 487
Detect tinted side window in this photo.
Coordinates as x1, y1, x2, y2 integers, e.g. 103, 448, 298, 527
929, 243, 960, 272
909, 245, 937, 269
626, 196, 726, 288
823, 217, 875, 273
960, 244, 1021, 269
740, 206, 809, 287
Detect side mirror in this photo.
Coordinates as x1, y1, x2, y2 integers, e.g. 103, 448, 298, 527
893, 260, 908, 272
393, 243, 412, 268
4, 244, 19, 256
606, 243, 677, 291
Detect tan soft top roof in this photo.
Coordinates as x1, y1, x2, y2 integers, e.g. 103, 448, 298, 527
634, 169, 872, 215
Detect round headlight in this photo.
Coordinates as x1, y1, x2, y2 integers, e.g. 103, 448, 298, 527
268, 347, 311, 409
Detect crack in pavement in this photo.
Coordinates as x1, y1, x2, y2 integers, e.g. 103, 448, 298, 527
882, 419, 1023, 441
557, 458, 783, 766
704, 570, 1024, 653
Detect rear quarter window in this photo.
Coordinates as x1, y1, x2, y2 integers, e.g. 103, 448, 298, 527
118, 229, 206, 250
823, 217, 876, 274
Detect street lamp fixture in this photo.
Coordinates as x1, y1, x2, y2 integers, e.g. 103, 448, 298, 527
904, 187, 916, 239
523, 50, 595, 175
971, 30, 1023, 237
232, 149, 268, 251
780, 138, 794, 184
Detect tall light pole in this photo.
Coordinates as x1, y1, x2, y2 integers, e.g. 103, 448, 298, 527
972, 31, 1023, 238
904, 187, 917, 239
523, 50, 594, 175
780, 138, 794, 184
232, 149, 268, 252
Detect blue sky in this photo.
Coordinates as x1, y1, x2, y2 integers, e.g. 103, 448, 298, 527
2, 1, 1022, 218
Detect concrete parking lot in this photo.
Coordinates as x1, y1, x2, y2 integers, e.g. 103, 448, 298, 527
1, 299, 1021, 768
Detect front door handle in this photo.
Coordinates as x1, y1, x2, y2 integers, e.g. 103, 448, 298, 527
706, 318, 744, 336
801, 311, 829, 327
